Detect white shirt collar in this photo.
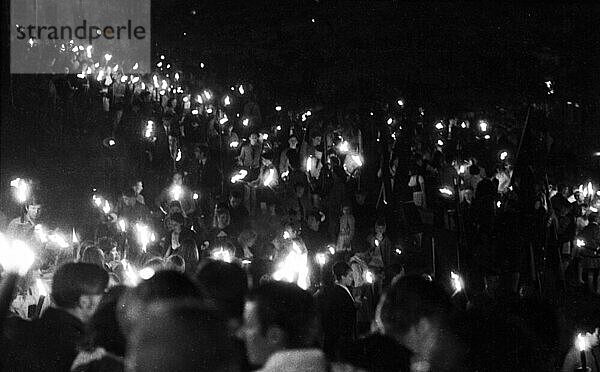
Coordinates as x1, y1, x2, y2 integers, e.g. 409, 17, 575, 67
336, 283, 354, 302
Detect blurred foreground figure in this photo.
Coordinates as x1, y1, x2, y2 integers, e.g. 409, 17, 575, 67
4, 263, 108, 371
375, 275, 466, 372
126, 300, 241, 372
240, 282, 324, 372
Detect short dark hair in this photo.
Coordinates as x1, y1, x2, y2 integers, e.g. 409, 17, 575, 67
378, 275, 453, 338
247, 282, 319, 349
128, 300, 239, 372
118, 270, 205, 336
375, 218, 387, 227
469, 164, 480, 176
195, 260, 248, 321
262, 149, 274, 161
52, 263, 109, 309
332, 262, 352, 281
81, 247, 105, 268
26, 194, 43, 207
130, 270, 203, 303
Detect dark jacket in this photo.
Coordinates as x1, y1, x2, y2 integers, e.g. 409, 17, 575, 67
229, 204, 250, 233
4, 307, 84, 371
318, 284, 356, 358
163, 228, 198, 257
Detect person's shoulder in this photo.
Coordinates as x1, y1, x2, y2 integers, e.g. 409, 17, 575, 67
7, 216, 23, 227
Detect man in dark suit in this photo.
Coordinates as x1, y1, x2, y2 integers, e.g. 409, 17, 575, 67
319, 261, 357, 358
3, 263, 109, 371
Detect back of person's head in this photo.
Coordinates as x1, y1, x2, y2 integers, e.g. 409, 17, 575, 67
376, 275, 453, 342
337, 334, 411, 372
475, 178, 495, 199
52, 262, 109, 310
165, 254, 185, 273
118, 270, 204, 336
261, 149, 274, 161
81, 285, 127, 356
127, 300, 240, 372
195, 260, 248, 321
375, 217, 386, 228
332, 261, 351, 282
246, 281, 319, 350
469, 164, 480, 176
80, 246, 105, 268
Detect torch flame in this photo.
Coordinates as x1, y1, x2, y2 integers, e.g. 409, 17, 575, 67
0, 235, 35, 276
102, 200, 111, 214
36, 278, 48, 297
451, 271, 463, 293
577, 333, 588, 352
439, 187, 454, 196
119, 219, 127, 233
263, 169, 275, 187
316, 253, 327, 266
171, 185, 183, 201
230, 169, 248, 183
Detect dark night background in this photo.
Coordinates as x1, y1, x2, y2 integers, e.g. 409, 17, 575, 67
1, 1, 600, 225
1, 0, 600, 358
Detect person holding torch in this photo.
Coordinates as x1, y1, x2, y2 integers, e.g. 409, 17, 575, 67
7, 194, 43, 244
247, 150, 279, 216
155, 172, 195, 217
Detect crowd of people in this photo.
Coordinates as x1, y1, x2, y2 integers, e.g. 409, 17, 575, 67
1, 68, 600, 371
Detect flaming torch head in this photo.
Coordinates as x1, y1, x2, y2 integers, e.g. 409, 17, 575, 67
364, 270, 374, 284
10, 178, 30, 204
0, 235, 35, 276
119, 219, 127, 233
577, 333, 588, 352
451, 271, 463, 293
171, 185, 183, 201
316, 253, 327, 266
102, 200, 111, 214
